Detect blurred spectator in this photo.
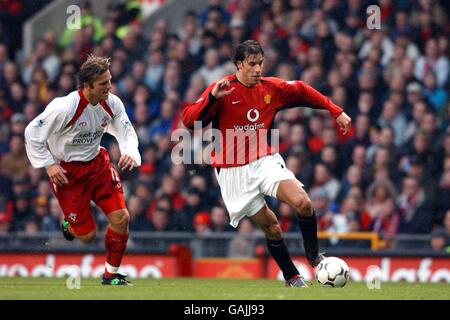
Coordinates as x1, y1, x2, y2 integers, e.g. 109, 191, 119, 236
310, 187, 333, 230
40, 197, 62, 232
338, 164, 364, 201
422, 71, 448, 112
193, 211, 211, 234
444, 210, 450, 236
0, 134, 29, 179
174, 187, 204, 232
378, 100, 407, 146
128, 195, 151, 231
22, 37, 61, 84
414, 38, 449, 88
10, 191, 33, 232
419, 111, 441, 152
278, 202, 299, 232
227, 218, 255, 257
403, 99, 427, 144
196, 48, 224, 84
370, 197, 400, 242
430, 227, 449, 252
210, 205, 234, 232
0, 190, 13, 233
359, 29, 394, 67
398, 176, 434, 234
436, 170, 450, 223
365, 178, 397, 220
149, 204, 172, 232
310, 162, 340, 202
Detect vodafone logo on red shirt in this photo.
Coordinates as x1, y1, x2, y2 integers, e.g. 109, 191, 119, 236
246, 109, 260, 122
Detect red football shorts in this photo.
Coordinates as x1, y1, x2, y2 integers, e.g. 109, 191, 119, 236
50, 148, 126, 236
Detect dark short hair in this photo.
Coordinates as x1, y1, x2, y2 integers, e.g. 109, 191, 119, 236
77, 55, 111, 88
233, 40, 264, 67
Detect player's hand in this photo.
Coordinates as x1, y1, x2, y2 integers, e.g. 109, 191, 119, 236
335, 112, 352, 135
118, 154, 135, 171
211, 78, 235, 99
46, 164, 69, 187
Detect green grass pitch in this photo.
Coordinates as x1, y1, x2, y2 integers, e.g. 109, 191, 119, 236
0, 278, 449, 300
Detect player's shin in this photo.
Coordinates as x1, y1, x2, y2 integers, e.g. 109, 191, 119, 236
297, 210, 319, 264
266, 238, 299, 281
104, 227, 129, 276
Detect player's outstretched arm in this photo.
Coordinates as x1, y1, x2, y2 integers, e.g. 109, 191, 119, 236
335, 112, 352, 135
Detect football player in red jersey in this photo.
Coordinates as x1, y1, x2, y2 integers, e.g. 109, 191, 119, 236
183, 40, 351, 287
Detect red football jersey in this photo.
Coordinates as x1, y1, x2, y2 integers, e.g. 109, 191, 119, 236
182, 74, 343, 167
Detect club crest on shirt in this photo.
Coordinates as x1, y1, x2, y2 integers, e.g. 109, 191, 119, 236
68, 212, 77, 223
264, 94, 271, 104
121, 119, 131, 129
33, 119, 46, 127
101, 116, 109, 127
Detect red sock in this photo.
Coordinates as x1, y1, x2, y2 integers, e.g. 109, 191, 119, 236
104, 228, 128, 276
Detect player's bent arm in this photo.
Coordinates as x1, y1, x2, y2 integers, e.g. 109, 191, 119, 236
106, 94, 141, 167
181, 82, 220, 129
24, 100, 68, 168
24, 124, 55, 168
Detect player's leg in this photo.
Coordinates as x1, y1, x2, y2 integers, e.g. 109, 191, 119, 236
276, 179, 323, 267
49, 174, 97, 243
250, 203, 307, 287
62, 218, 96, 243
96, 192, 132, 285
90, 148, 132, 285
104, 207, 130, 276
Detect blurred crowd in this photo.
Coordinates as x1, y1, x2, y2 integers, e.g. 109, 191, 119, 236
0, 0, 449, 253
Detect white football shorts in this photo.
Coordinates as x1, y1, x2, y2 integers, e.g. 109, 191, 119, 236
215, 153, 303, 228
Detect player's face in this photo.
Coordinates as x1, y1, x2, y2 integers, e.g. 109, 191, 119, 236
90, 70, 112, 102
237, 54, 264, 86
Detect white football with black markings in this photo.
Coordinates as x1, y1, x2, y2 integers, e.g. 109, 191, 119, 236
316, 257, 350, 288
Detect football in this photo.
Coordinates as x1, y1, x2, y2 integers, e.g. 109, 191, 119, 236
316, 257, 350, 288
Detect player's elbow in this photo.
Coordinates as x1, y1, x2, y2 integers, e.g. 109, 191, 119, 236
24, 123, 32, 143
181, 109, 194, 130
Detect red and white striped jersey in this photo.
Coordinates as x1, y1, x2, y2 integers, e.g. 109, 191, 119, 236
25, 90, 141, 168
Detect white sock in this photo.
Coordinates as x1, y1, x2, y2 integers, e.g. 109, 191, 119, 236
105, 262, 119, 274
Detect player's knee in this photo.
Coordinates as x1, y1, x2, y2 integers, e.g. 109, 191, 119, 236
112, 210, 130, 229
292, 197, 313, 218
79, 230, 96, 243
265, 221, 282, 240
